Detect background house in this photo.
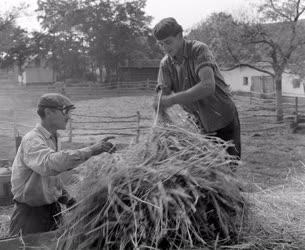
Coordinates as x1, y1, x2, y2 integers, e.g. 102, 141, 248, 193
0, 57, 55, 86
118, 60, 305, 97
19, 56, 55, 86
221, 64, 305, 97
118, 59, 160, 82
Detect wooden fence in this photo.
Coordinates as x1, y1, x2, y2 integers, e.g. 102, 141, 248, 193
238, 92, 305, 133
0, 81, 304, 153
0, 80, 157, 106
65, 111, 152, 143
0, 80, 157, 154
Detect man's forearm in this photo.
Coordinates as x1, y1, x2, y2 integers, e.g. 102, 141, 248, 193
169, 81, 214, 105
158, 66, 215, 108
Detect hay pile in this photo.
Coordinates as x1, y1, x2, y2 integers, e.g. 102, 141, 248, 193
243, 179, 305, 250
57, 124, 247, 250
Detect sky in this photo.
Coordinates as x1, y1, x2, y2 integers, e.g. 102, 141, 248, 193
145, 0, 256, 30
1, 0, 259, 31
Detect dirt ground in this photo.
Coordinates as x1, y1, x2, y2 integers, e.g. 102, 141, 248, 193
0, 86, 305, 240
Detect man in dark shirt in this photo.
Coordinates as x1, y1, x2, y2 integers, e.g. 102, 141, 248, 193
153, 17, 241, 159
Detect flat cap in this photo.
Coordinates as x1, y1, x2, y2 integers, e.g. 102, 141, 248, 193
37, 93, 75, 110
153, 17, 183, 40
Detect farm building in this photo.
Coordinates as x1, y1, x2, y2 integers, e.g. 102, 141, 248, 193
0, 56, 55, 86
222, 64, 305, 97
18, 55, 55, 86
118, 60, 304, 97
118, 59, 160, 82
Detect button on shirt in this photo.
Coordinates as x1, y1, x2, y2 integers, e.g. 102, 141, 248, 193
158, 40, 236, 132
11, 124, 92, 206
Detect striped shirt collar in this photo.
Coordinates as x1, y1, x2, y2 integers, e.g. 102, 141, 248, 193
35, 123, 54, 140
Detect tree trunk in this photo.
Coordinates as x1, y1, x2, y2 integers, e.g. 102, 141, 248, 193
274, 73, 283, 122
18, 64, 24, 85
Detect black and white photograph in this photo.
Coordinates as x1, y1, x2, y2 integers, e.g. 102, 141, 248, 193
0, 0, 305, 249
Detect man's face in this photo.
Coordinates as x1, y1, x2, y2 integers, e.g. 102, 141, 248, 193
157, 33, 183, 58
46, 108, 72, 130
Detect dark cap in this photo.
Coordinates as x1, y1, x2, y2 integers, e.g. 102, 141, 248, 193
37, 93, 75, 110
153, 17, 183, 40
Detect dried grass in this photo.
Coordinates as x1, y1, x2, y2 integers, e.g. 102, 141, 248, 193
241, 176, 305, 250
0, 215, 10, 238
57, 124, 247, 250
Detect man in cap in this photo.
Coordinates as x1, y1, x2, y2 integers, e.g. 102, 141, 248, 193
9, 93, 115, 236
153, 17, 241, 159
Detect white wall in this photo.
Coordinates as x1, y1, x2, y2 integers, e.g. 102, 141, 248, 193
24, 67, 54, 84
221, 67, 269, 92
21, 72, 26, 85
221, 66, 305, 97
282, 73, 305, 97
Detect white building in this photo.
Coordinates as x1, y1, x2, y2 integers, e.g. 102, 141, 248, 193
221, 65, 305, 97
19, 55, 55, 85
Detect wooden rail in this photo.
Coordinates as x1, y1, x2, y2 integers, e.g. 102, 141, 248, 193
66, 111, 152, 143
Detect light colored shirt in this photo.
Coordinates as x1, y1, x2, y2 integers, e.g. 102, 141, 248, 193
11, 124, 92, 206
158, 40, 236, 132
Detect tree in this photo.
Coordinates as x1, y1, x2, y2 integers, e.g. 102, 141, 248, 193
188, 0, 305, 121
0, 27, 32, 74
76, 0, 154, 81
36, 0, 90, 80
37, 0, 157, 82
245, 0, 305, 121
188, 13, 252, 68
0, 4, 44, 76
0, 7, 22, 63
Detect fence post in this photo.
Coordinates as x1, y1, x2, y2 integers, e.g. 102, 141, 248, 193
68, 119, 73, 142
136, 111, 140, 143
295, 97, 299, 124
146, 79, 149, 90
15, 130, 22, 153
249, 91, 252, 104
12, 104, 21, 152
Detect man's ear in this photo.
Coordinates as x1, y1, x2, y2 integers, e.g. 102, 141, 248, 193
44, 108, 53, 117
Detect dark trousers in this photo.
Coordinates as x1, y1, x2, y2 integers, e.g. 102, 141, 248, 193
9, 201, 62, 236
214, 110, 241, 159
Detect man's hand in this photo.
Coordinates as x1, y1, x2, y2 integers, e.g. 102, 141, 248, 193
66, 197, 77, 208
58, 189, 77, 208
90, 136, 116, 156
153, 94, 174, 111
155, 83, 165, 93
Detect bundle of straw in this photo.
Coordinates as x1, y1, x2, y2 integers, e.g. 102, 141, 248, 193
57, 125, 247, 250
242, 183, 305, 249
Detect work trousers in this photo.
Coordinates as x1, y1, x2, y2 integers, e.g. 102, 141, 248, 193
9, 201, 62, 236
214, 109, 241, 159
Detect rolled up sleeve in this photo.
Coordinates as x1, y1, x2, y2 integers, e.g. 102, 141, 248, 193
193, 43, 217, 76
